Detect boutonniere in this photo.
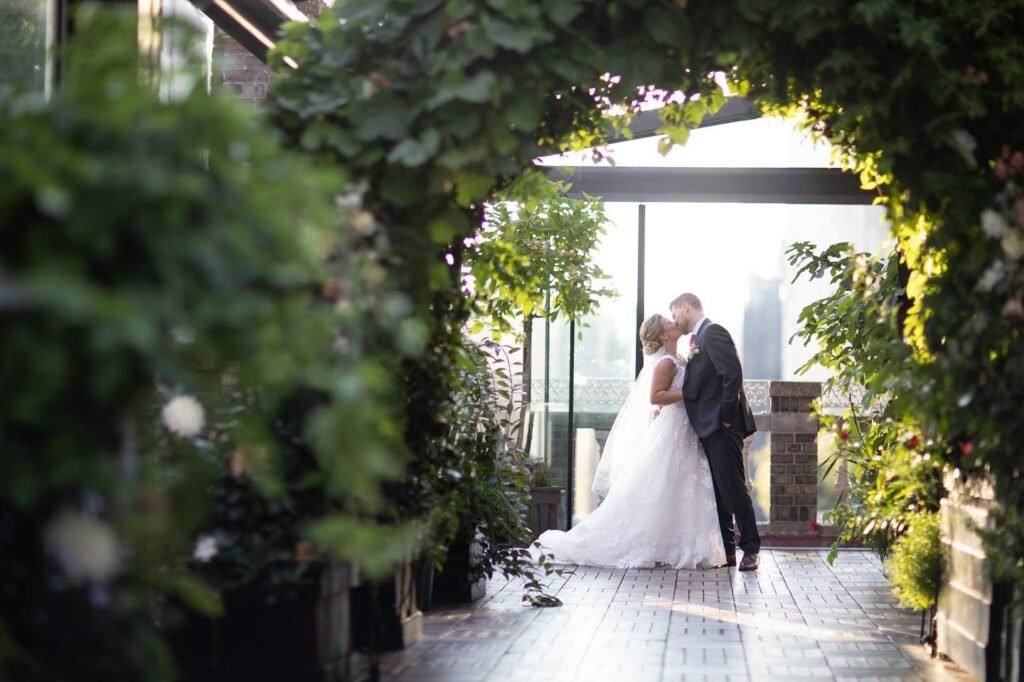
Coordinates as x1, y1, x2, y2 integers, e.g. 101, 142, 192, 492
686, 336, 700, 361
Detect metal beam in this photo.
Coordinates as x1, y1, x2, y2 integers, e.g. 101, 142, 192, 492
191, 0, 304, 63
612, 97, 759, 143
556, 166, 875, 205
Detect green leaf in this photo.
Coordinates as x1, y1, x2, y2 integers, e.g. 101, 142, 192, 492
168, 573, 223, 617
506, 96, 544, 132
387, 129, 441, 167
482, 16, 544, 53
427, 71, 497, 109
454, 171, 494, 206
353, 95, 410, 141
544, 0, 582, 26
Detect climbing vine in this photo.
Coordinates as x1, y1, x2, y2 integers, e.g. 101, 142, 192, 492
267, 0, 1024, 594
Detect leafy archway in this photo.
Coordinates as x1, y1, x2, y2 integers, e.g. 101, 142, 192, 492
268, 0, 1024, 587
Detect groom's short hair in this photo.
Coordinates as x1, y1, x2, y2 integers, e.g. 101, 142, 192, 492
670, 292, 703, 311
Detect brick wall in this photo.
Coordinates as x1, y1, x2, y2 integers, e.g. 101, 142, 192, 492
213, 33, 273, 105
768, 381, 820, 531
211, 0, 327, 105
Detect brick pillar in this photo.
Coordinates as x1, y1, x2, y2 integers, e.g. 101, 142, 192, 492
211, 0, 327, 105
212, 30, 274, 105
768, 381, 820, 533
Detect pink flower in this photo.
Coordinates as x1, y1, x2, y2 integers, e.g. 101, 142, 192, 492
1012, 151, 1024, 171
905, 436, 919, 449
995, 159, 1009, 180
1003, 299, 1024, 320
370, 72, 393, 89
960, 441, 974, 457
446, 21, 471, 38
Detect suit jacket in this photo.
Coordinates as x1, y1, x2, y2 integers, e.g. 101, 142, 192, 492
682, 319, 757, 439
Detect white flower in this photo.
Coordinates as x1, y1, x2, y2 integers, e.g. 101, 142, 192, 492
170, 325, 195, 345
950, 129, 977, 166
350, 210, 376, 236
977, 261, 1007, 292
162, 395, 205, 438
981, 209, 1009, 239
43, 511, 121, 584
193, 535, 218, 563
1002, 230, 1024, 260
686, 345, 700, 361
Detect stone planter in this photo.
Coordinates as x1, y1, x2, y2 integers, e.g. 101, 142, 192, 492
936, 473, 1023, 682
528, 486, 563, 538
173, 563, 354, 682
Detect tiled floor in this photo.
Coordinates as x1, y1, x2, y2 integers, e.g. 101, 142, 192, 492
379, 550, 973, 682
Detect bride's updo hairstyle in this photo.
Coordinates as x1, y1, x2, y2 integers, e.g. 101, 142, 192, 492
639, 314, 668, 355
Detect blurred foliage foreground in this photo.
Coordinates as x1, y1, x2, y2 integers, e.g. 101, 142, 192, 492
0, 10, 422, 680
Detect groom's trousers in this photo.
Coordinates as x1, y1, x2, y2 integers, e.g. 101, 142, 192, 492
701, 424, 761, 555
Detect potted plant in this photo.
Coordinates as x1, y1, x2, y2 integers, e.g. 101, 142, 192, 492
526, 461, 564, 538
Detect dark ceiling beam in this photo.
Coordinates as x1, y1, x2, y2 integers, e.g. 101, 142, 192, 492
191, 0, 304, 64
553, 167, 875, 205
612, 97, 759, 143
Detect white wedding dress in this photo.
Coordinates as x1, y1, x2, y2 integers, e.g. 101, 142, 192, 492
534, 353, 726, 569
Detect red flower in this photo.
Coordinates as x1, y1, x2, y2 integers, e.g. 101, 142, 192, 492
809, 521, 821, 533
905, 436, 919, 449
960, 441, 974, 457
446, 21, 471, 38
369, 72, 394, 89
838, 428, 850, 441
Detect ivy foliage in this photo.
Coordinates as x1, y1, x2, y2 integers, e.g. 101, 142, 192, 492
268, 0, 1024, 592
0, 10, 417, 679
887, 512, 944, 611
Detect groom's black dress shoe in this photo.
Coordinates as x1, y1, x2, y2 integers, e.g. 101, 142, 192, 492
725, 555, 737, 567
738, 553, 759, 572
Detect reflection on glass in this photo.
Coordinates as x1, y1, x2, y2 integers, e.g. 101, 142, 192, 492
570, 204, 638, 523
527, 199, 889, 529
0, 0, 52, 94
525, 205, 639, 527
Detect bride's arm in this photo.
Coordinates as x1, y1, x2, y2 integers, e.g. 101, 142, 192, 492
649, 360, 682, 406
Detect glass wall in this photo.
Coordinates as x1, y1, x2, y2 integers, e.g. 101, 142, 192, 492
527, 200, 889, 528
643, 202, 889, 381
0, 0, 54, 94
528, 116, 892, 530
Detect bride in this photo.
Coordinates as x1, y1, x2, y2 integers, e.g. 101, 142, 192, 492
533, 314, 726, 569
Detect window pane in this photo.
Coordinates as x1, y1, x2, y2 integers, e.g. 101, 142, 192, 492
643, 202, 889, 380
0, 0, 52, 93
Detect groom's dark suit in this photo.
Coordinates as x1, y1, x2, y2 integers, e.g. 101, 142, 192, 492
682, 318, 760, 556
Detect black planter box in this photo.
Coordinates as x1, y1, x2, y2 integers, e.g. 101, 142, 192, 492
350, 560, 423, 652
432, 534, 487, 604
173, 564, 354, 682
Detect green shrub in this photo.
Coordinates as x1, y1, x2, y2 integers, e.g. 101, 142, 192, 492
887, 512, 944, 611
0, 9, 415, 679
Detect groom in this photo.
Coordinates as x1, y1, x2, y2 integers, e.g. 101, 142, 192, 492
671, 293, 761, 571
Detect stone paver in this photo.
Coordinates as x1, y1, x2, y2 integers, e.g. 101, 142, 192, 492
379, 550, 973, 682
